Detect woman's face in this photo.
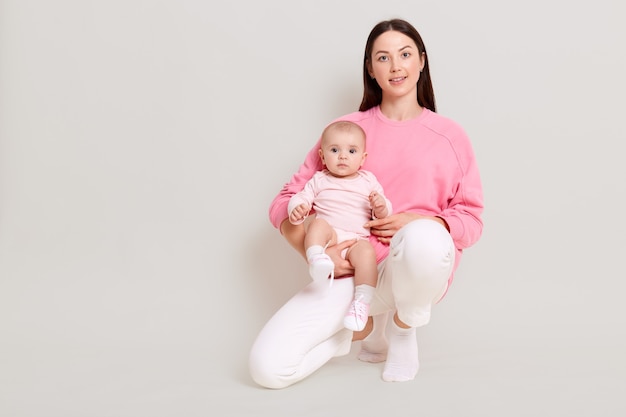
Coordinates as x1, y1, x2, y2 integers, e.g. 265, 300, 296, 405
368, 30, 425, 100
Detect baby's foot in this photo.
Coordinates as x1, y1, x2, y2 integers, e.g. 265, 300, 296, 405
308, 253, 334, 282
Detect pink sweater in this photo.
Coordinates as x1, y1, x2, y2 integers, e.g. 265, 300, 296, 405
270, 106, 483, 278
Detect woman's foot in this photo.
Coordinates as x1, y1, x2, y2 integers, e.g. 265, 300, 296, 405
351, 315, 372, 341
356, 313, 388, 363
381, 318, 418, 382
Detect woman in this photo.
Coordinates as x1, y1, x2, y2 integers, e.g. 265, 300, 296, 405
249, 18, 484, 388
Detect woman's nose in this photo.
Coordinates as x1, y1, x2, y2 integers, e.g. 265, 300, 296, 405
390, 59, 400, 71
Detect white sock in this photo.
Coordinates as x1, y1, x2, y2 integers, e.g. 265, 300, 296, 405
382, 319, 418, 382
357, 312, 388, 363
305, 245, 325, 263
306, 245, 334, 283
354, 284, 375, 304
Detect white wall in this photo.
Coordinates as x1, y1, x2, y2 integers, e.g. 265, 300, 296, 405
1, 1, 625, 416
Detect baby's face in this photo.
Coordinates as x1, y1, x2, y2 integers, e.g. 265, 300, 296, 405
318, 129, 366, 178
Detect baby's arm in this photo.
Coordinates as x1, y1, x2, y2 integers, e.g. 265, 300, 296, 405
287, 174, 319, 225
363, 171, 392, 220
369, 191, 389, 219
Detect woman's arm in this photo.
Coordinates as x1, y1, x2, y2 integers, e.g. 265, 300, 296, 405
366, 213, 447, 244
279, 218, 307, 259
269, 143, 324, 230
437, 131, 484, 250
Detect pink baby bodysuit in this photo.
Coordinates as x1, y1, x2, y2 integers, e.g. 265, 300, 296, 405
288, 169, 392, 239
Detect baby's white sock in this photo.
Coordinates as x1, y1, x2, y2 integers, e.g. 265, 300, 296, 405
382, 319, 419, 382
354, 284, 375, 304
305, 245, 325, 262
306, 245, 334, 283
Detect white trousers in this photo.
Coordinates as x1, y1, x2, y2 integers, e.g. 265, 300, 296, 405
249, 219, 455, 389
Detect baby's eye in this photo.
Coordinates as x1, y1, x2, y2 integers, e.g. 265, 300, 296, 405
349, 149, 357, 154
330, 147, 339, 153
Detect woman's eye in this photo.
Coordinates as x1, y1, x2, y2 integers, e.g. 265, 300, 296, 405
378, 56, 388, 62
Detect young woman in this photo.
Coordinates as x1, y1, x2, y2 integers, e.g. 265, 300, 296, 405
249, 18, 484, 388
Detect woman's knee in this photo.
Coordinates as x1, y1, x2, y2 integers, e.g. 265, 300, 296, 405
394, 219, 454, 262
249, 349, 291, 389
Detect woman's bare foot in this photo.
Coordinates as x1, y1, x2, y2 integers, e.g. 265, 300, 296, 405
351, 316, 373, 341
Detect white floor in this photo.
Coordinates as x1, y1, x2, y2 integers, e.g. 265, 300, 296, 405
2, 327, 622, 417
2, 246, 624, 417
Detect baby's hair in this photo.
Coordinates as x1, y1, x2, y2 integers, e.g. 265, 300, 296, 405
321, 120, 366, 144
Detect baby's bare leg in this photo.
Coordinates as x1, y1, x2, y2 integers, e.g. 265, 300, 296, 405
346, 240, 378, 287
304, 218, 337, 249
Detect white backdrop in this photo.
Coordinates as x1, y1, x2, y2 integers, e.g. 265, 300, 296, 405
1, 1, 625, 416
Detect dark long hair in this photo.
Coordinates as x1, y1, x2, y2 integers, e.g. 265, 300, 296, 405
359, 19, 436, 113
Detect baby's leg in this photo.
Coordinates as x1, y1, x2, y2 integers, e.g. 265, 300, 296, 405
343, 240, 377, 331
346, 240, 377, 287
304, 217, 337, 249
304, 218, 337, 282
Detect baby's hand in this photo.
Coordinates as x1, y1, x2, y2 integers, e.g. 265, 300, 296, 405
369, 192, 387, 218
289, 203, 311, 223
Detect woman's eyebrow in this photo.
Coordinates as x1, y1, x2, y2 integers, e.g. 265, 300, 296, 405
374, 45, 413, 55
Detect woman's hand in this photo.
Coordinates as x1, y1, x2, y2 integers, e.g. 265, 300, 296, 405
325, 239, 357, 278
365, 212, 446, 244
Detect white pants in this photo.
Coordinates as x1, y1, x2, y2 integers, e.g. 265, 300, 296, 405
249, 219, 455, 389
